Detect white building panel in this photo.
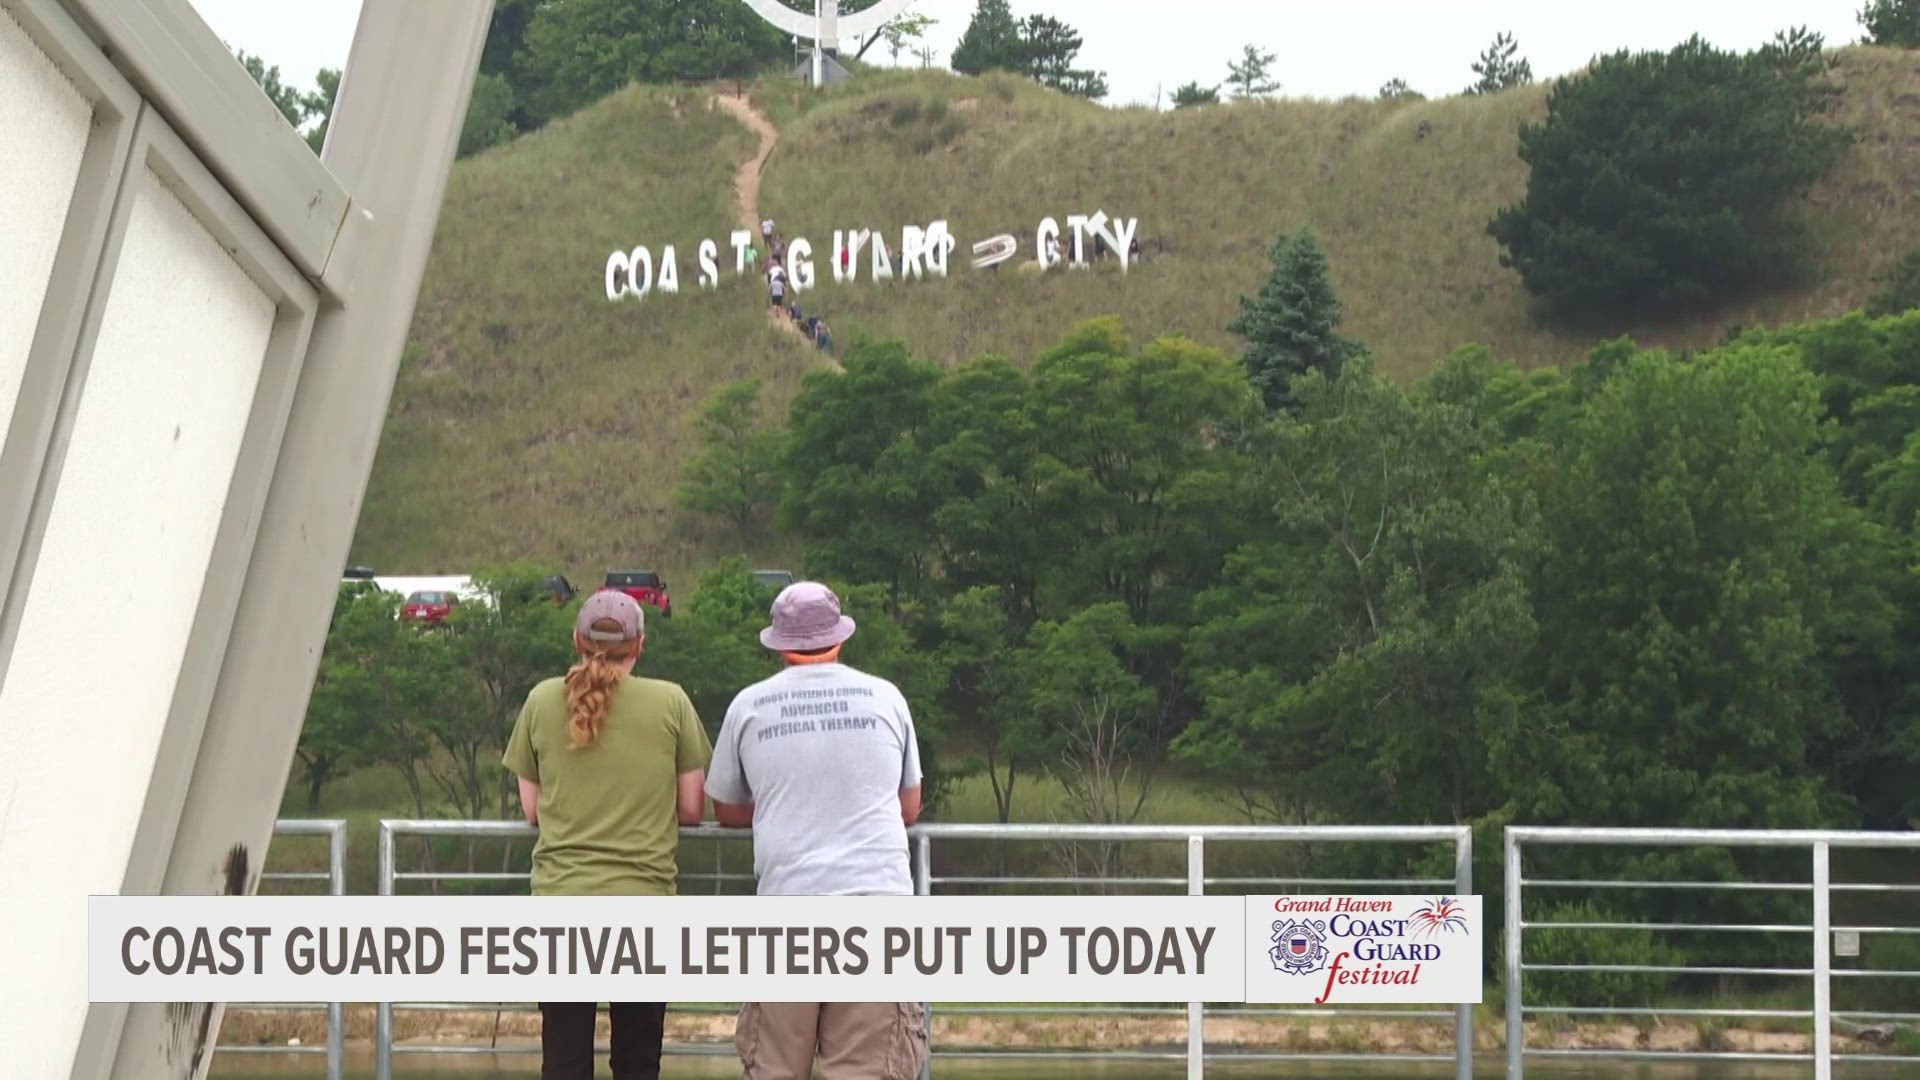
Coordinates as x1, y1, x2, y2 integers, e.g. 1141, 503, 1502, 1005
0, 164, 274, 1077
0, 5, 93, 451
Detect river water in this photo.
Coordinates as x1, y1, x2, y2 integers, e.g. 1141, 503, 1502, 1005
209, 1052, 1911, 1080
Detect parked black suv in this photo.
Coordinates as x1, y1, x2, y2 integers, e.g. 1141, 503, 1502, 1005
752, 569, 795, 591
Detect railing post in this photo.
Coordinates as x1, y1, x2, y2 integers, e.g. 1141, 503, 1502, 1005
1453, 827, 1473, 1080
376, 822, 394, 1080
915, 832, 933, 1080
1813, 841, 1831, 1080
326, 821, 347, 1080
1504, 829, 1523, 1080
1187, 834, 1204, 1080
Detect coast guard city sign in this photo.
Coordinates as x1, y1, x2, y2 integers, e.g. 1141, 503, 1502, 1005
603, 211, 1142, 301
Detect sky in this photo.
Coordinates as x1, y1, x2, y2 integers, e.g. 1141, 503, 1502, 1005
187, 0, 1873, 109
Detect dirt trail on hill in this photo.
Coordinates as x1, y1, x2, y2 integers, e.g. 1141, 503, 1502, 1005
712, 92, 776, 235
712, 92, 841, 370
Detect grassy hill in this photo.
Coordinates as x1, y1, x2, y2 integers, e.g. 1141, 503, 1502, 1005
352, 48, 1920, 580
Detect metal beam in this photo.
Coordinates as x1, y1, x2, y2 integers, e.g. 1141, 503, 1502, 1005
44, 0, 351, 282
94, 2, 494, 1078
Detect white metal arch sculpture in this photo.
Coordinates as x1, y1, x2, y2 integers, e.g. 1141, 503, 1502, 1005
741, 0, 915, 85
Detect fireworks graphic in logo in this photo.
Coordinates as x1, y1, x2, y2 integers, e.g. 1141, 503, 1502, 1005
1412, 897, 1469, 937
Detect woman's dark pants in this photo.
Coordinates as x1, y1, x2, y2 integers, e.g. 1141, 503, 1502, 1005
538, 1001, 667, 1080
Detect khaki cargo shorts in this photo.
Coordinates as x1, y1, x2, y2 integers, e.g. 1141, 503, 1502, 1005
736, 1001, 929, 1079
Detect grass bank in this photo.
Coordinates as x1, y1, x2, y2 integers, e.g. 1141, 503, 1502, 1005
354, 50, 1920, 581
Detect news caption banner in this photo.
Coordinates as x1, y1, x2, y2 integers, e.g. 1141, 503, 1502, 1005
90, 895, 1480, 1005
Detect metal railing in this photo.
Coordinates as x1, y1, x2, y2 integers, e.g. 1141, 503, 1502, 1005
374, 819, 1474, 1080
215, 819, 347, 1080
1504, 827, 1920, 1079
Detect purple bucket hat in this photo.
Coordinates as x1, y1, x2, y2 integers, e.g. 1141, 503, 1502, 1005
760, 581, 856, 652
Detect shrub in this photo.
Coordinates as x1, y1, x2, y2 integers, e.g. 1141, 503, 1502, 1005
1488, 34, 1850, 326
1516, 901, 1679, 1008
1866, 252, 1920, 316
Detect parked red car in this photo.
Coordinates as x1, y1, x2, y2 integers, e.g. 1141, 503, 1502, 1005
603, 570, 671, 618
401, 590, 458, 624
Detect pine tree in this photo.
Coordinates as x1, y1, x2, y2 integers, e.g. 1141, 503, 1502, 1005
1861, 0, 1920, 47
951, 0, 1024, 75
1172, 81, 1220, 109
1224, 44, 1280, 99
1228, 228, 1364, 412
1378, 77, 1422, 102
1467, 32, 1533, 95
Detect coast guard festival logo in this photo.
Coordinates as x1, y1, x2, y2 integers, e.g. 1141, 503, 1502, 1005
1269, 919, 1330, 975
1412, 897, 1470, 938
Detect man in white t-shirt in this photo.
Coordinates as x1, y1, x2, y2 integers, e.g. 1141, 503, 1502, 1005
707, 582, 929, 1079
761, 217, 776, 240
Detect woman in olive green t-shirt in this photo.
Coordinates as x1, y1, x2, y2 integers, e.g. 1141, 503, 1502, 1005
503, 589, 712, 1080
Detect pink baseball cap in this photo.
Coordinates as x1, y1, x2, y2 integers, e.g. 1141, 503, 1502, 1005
577, 589, 644, 642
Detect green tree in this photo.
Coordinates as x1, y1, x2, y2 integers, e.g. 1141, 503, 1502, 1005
676, 379, 785, 540
950, 0, 1022, 75
951, 2, 1107, 99
1868, 253, 1920, 316
314, 587, 470, 817
876, 11, 938, 64
1726, 313, 1920, 829
1224, 44, 1280, 99
1171, 81, 1220, 108
938, 586, 1044, 823
1515, 341, 1885, 829
301, 68, 340, 154
919, 356, 1050, 621
1016, 15, 1108, 99
1466, 31, 1533, 95
1025, 603, 1163, 882
638, 559, 779, 730
236, 49, 312, 129
835, 582, 955, 810
297, 583, 387, 810
1025, 321, 1257, 626
1229, 228, 1365, 413
459, 72, 521, 158
1378, 77, 1422, 102
1178, 361, 1540, 824
1487, 35, 1850, 324
1861, 0, 1920, 47
517, 0, 787, 124
779, 342, 945, 605
447, 566, 577, 817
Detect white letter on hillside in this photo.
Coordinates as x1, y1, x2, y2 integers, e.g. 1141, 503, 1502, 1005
1067, 214, 1089, 265
925, 220, 954, 277
848, 229, 871, 281
788, 238, 815, 292
659, 245, 680, 294
871, 234, 895, 281
1112, 217, 1139, 272
831, 230, 848, 283
699, 240, 719, 288
901, 225, 926, 279
972, 234, 1018, 271
605, 249, 631, 301
1037, 217, 1061, 270
732, 230, 752, 274
1085, 210, 1130, 267
628, 246, 653, 299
